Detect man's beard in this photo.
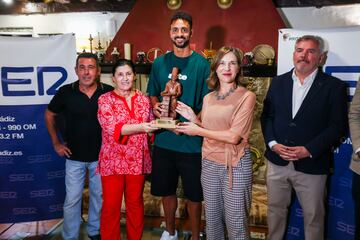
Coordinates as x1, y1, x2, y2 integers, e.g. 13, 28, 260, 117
172, 37, 190, 49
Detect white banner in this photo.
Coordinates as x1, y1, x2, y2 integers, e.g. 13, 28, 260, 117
278, 27, 360, 95
0, 34, 77, 105
0, 34, 76, 223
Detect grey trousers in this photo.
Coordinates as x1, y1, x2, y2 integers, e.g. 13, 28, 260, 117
266, 161, 327, 240
201, 152, 253, 240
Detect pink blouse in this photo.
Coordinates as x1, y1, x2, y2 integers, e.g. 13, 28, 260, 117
201, 87, 256, 187
97, 90, 154, 176
201, 87, 256, 167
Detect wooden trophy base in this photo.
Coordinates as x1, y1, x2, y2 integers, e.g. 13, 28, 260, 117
153, 118, 179, 129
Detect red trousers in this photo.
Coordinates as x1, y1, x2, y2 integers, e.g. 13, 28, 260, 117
100, 174, 145, 240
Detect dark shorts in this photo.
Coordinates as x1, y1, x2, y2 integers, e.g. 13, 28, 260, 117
150, 146, 203, 202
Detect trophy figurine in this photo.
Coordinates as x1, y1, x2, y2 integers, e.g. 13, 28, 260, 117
154, 67, 182, 128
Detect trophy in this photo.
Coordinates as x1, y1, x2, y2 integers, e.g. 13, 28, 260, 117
154, 67, 182, 128
201, 41, 216, 62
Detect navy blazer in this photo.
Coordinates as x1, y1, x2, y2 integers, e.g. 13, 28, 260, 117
261, 69, 348, 174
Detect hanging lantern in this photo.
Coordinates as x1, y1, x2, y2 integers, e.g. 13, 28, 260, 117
167, 0, 182, 10
217, 0, 233, 9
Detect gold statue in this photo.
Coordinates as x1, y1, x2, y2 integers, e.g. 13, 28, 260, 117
201, 41, 216, 62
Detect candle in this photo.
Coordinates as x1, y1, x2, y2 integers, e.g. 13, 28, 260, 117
124, 43, 131, 60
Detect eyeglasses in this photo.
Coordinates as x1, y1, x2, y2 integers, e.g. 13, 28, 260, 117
218, 61, 239, 68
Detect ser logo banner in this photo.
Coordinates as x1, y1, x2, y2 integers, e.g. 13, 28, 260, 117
325, 65, 360, 102
0, 66, 68, 105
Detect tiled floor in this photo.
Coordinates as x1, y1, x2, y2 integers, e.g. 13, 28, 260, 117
0, 217, 267, 239
0, 217, 196, 240
46, 219, 167, 240
0, 218, 166, 240
0, 219, 63, 240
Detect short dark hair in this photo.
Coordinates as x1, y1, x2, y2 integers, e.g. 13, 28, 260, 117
112, 59, 136, 76
76, 52, 99, 67
170, 11, 193, 29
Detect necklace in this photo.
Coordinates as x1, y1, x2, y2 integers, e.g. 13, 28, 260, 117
215, 85, 237, 100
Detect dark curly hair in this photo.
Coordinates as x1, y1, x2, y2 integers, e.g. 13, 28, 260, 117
170, 11, 193, 29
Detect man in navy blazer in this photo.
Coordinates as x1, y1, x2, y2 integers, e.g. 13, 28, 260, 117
261, 35, 348, 240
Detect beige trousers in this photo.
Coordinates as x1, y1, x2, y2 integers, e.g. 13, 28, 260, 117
266, 161, 327, 240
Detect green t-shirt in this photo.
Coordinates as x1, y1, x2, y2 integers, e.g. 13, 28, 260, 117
147, 51, 210, 153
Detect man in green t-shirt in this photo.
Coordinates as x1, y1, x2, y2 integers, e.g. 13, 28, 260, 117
147, 11, 210, 240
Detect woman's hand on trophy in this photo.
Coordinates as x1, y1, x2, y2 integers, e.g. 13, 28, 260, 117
176, 101, 197, 122
176, 122, 201, 136
141, 122, 159, 133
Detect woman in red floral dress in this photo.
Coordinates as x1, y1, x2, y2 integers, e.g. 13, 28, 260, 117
97, 59, 158, 240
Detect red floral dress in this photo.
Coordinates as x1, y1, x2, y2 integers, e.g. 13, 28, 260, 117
97, 90, 154, 176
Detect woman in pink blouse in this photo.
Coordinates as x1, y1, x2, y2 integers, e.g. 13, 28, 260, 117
176, 46, 256, 240
97, 59, 158, 240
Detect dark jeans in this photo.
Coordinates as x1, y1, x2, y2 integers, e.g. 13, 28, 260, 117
353, 172, 360, 240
